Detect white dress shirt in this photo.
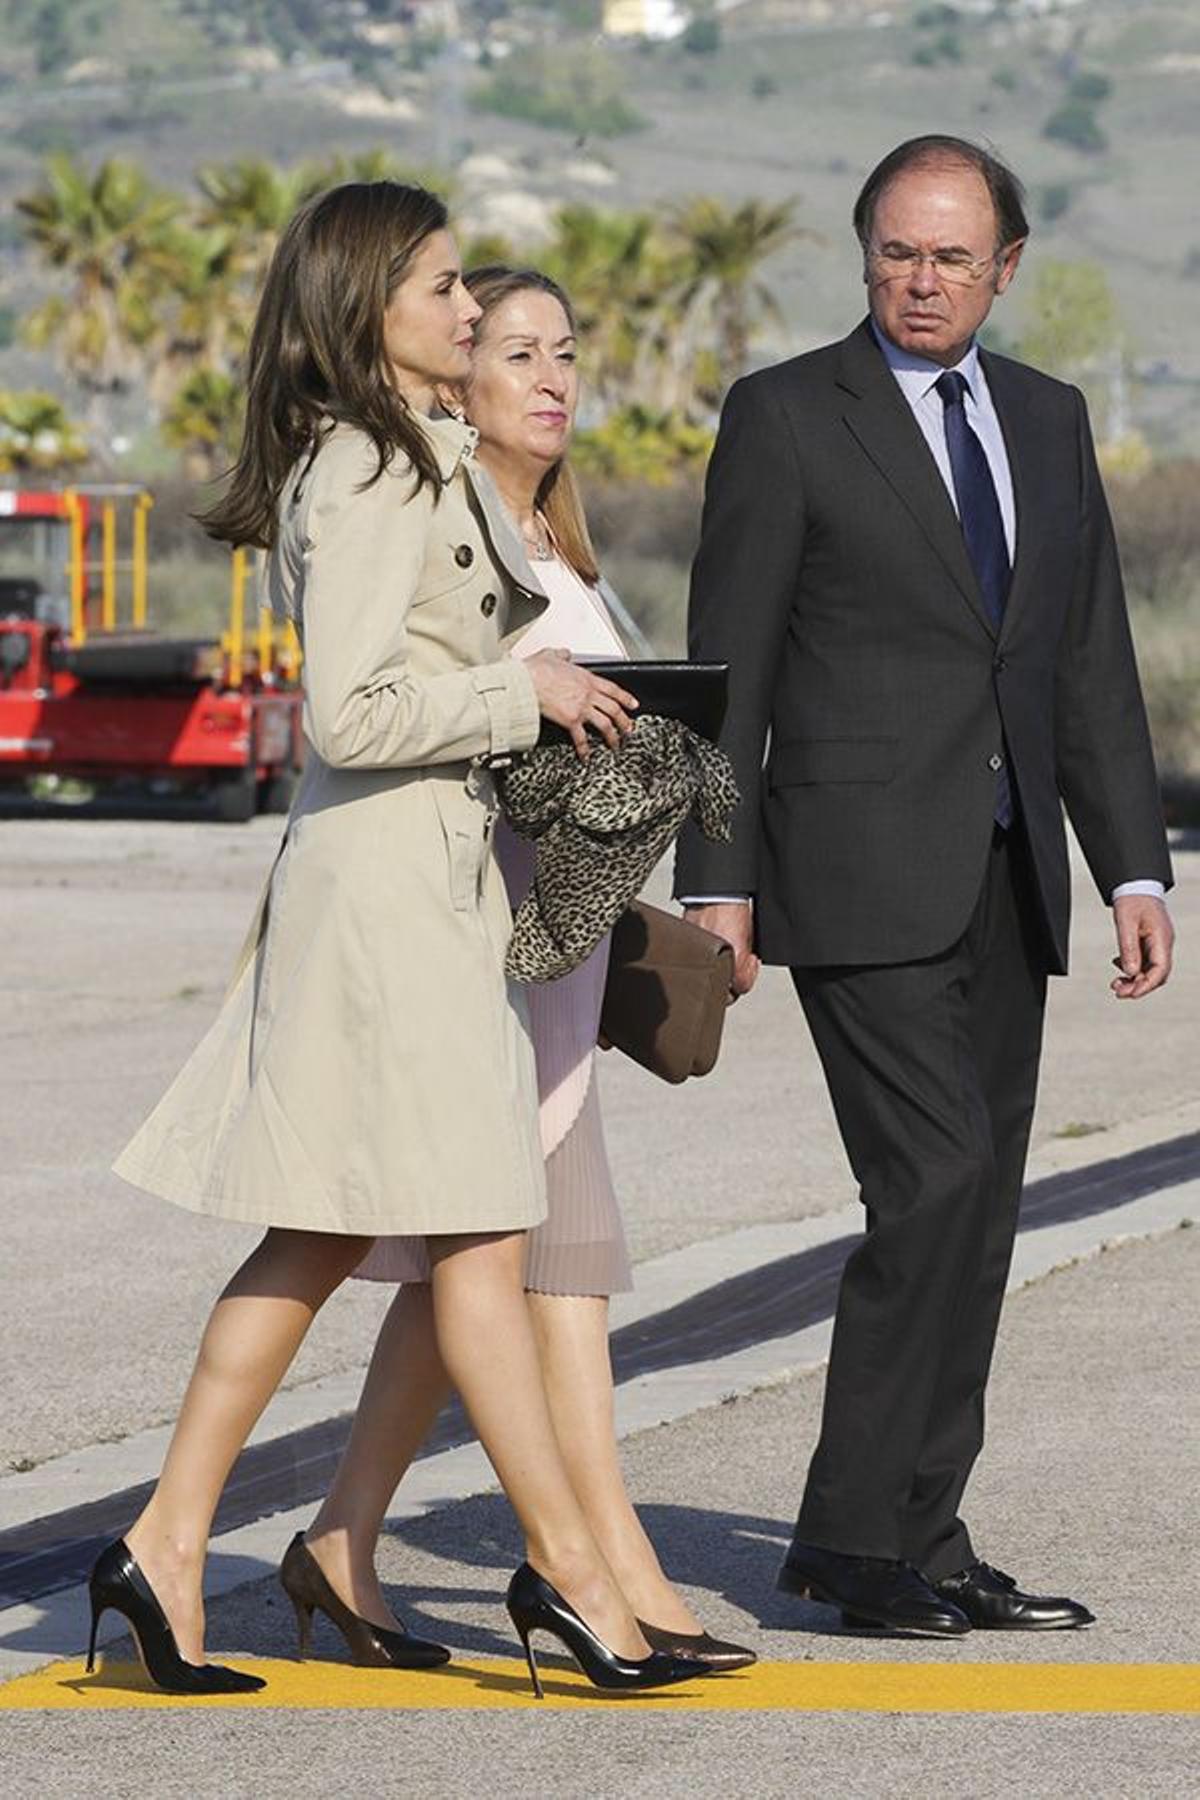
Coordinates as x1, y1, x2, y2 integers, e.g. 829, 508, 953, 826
681, 323, 1163, 907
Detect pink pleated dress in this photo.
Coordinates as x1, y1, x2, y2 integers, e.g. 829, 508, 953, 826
356, 556, 633, 1296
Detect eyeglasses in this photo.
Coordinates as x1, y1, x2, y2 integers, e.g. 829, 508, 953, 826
867, 244, 1002, 287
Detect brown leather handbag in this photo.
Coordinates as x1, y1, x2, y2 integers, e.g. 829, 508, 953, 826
599, 899, 734, 1084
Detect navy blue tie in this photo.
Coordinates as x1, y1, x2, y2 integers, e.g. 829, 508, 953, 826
936, 369, 1014, 828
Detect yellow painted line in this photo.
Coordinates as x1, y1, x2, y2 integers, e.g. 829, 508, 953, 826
0, 1659, 1196, 1713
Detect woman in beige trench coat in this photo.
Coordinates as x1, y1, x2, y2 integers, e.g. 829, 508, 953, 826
296, 265, 753, 1673
91, 180, 703, 1700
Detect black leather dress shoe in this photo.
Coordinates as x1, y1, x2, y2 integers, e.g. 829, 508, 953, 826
778, 1542, 970, 1637
931, 1561, 1095, 1630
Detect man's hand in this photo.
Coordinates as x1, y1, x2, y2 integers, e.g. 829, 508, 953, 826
1111, 894, 1174, 1000
684, 901, 761, 997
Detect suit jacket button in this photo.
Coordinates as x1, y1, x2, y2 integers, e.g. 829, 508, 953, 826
993, 655, 1007, 674
988, 752, 1004, 771
480, 592, 497, 618
454, 544, 474, 568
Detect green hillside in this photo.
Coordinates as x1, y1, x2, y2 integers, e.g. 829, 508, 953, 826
3, 1, 1199, 445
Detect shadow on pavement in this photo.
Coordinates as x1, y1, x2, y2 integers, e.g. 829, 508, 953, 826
375, 1493, 858, 1647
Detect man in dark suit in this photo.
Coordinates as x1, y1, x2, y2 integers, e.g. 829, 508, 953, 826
675, 136, 1174, 1635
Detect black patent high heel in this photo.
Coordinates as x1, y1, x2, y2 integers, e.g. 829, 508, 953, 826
279, 1533, 451, 1669
505, 1563, 709, 1698
87, 1539, 266, 1695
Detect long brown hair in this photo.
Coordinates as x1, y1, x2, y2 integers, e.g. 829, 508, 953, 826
202, 181, 450, 549
464, 265, 601, 586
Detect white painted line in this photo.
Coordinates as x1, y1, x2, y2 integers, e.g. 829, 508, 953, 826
0, 1179, 1192, 1681
0, 1209, 863, 1533
4, 1116, 1195, 1533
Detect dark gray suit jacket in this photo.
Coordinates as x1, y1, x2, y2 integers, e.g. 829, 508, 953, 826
673, 319, 1173, 972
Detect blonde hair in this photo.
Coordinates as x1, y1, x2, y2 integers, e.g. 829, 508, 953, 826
464, 265, 600, 586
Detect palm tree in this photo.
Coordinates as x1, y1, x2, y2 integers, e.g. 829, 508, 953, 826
161, 366, 244, 481
18, 153, 182, 396
0, 388, 88, 474
137, 222, 249, 412
194, 156, 323, 296
663, 196, 807, 408
332, 148, 456, 199
542, 204, 670, 412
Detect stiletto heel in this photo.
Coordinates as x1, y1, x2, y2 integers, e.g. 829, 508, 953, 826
288, 1592, 315, 1660
504, 1564, 709, 1695
86, 1539, 265, 1695
278, 1533, 450, 1670
85, 1596, 101, 1674
515, 1625, 544, 1700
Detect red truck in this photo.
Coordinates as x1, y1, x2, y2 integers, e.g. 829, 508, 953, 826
0, 484, 303, 820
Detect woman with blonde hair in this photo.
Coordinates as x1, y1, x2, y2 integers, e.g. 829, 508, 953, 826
289, 265, 755, 1673
94, 193, 705, 1699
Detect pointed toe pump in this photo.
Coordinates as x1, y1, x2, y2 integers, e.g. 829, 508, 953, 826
505, 1563, 710, 1698
87, 1539, 266, 1695
279, 1533, 451, 1670
637, 1619, 757, 1672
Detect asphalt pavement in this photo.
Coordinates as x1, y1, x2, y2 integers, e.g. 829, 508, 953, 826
0, 814, 1196, 1796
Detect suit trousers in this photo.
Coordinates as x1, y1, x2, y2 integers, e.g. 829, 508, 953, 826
791, 826, 1049, 1580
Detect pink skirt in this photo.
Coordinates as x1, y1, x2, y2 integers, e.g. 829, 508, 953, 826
354, 823, 632, 1296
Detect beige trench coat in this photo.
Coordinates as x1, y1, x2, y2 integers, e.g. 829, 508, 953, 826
114, 415, 553, 1236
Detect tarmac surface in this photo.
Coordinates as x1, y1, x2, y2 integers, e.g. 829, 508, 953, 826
1, 813, 1197, 1796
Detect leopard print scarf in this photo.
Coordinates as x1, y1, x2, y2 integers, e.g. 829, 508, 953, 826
497, 715, 739, 983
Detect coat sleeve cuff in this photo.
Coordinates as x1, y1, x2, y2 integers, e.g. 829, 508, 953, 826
471, 659, 540, 758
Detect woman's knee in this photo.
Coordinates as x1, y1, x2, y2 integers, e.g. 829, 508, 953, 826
427, 1229, 525, 1278
240, 1227, 375, 1298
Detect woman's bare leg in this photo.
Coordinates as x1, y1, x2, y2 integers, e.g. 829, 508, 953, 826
124, 1227, 373, 1664
310, 1283, 703, 1636
305, 1284, 451, 1627
427, 1230, 647, 1658
527, 1293, 703, 1634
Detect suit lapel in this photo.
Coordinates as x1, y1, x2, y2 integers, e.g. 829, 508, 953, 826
978, 349, 1052, 646
835, 320, 995, 641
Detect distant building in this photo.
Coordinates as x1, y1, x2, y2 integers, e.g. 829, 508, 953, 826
603, 0, 688, 41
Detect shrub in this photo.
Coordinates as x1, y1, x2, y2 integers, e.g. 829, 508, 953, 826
1043, 100, 1106, 154
574, 406, 714, 483
1068, 70, 1112, 105
1108, 459, 1200, 606
912, 28, 961, 66
683, 14, 721, 54
474, 45, 645, 137
1039, 182, 1072, 222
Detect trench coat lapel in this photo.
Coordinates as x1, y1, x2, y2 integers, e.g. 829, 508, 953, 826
977, 348, 1053, 647
462, 455, 549, 639
835, 319, 996, 641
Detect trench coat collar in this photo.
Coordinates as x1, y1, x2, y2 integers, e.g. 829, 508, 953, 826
834, 317, 996, 641
422, 410, 549, 636
416, 410, 479, 483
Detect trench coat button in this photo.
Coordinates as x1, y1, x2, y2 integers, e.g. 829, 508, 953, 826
454, 544, 474, 568
988, 752, 1004, 772
480, 592, 497, 618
